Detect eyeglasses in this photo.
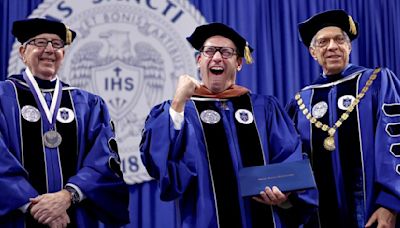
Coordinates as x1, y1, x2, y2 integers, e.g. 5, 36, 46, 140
313, 35, 348, 48
200, 46, 237, 59
25, 38, 65, 49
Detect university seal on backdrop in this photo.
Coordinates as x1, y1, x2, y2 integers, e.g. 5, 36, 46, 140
8, 0, 205, 184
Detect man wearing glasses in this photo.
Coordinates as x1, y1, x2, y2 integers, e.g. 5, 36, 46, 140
140, 22, 317, 228
0, 18, 129, 227
286, 10, 400, 227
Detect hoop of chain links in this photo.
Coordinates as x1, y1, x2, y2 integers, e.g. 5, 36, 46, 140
295, 68, 381, 151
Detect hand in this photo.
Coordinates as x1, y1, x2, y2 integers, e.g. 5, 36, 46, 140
171, 74, 202, 112
252, 186, 290, 206
29, 189, 71, 225
365, 207, 397, 228
48, 212, 70, 228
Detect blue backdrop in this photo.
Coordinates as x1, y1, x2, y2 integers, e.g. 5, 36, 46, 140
1, 0, 400, 227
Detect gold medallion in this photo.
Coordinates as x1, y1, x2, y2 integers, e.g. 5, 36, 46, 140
323, 136, 335, 151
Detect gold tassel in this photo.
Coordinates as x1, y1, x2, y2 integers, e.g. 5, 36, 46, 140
66, 26, 72, 45
348, 16, 357, 36
244, 42, 253, 64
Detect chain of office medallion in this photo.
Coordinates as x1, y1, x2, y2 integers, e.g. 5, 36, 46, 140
295, 68, 381, 151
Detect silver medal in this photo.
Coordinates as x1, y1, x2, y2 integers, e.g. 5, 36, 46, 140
43, 130, 62, 148
21, 105, 41, 122
200, 110, 221, 124
312, 101, 328, 119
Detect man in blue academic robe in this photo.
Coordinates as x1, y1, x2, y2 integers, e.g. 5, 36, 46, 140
287, 10, 400, 227
140, 22, 317, 228
0, 18, 129, 227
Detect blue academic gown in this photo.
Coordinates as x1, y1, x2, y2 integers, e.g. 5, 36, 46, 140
141, 93, 318, 228
286, 64, 400, 227
0, 74, 130, 228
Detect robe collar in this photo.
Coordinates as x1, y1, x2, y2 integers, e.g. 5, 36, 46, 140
194, 85, 249, 98
9, 74, 68, 89
310, 64, 367, 87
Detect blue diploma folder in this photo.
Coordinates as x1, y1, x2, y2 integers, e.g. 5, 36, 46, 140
239, 159, 316, 197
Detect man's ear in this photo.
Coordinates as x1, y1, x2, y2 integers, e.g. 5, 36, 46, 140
19, 45, 26, 62
309, 47, 318, 60
237, 57, 243, 71
196, 53, 203, 79
196, 52, 201, 66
